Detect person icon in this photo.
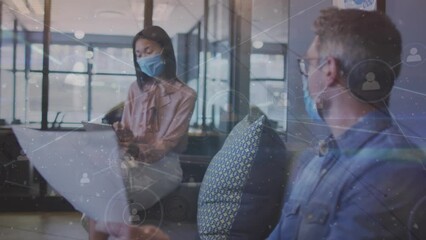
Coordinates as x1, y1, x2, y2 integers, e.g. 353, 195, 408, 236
362, 72, 381, 91
406, 47, 422, 63
80, 172, 90, 186
129, 208, 141, 223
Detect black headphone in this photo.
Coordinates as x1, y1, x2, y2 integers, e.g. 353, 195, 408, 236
346, 59, 396, 103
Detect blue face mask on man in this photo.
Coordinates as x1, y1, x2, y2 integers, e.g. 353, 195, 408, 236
302, 75, 323, 121
137, 51, 165, 77
302, 61, 328, 122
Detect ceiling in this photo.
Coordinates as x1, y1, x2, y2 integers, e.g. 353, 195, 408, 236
1, 0, 288, 43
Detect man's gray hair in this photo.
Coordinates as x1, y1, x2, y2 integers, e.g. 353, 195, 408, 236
313, 8, 402, 83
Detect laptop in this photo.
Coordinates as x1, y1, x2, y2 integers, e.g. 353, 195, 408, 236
81, 121, 114, 131
12, 126, 130, 223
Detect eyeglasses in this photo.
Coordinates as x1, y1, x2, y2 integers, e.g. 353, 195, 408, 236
297, 58, 323, 77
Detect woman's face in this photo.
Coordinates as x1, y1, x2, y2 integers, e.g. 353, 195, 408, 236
135, 38, 162, 59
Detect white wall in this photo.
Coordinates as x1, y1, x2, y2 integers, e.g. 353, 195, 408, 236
387, 0, 426, 149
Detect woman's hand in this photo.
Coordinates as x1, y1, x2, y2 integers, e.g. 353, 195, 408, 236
113, 122, 134, 145
128, 225, 170, 240
96, 222, 170, 240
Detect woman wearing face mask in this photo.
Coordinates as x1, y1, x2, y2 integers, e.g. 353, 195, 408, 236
88, 26, 196, 240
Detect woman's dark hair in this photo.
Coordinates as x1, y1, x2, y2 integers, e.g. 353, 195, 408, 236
132, 26, 177, 89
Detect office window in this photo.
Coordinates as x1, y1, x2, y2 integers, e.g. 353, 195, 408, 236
30, 44, 44, 71
251, 54, 285, 79
27, 73, 42, 124
27, 43, 136, 125
14, 72, 27, 122
250, 53, 287, 130
193, 0, 231, 130
0, 70, 13, 122
48, 73, 88, 123
49, 45, 88, 72
93, 47, 134, 74
15, 27, 26, 71
0, 8, 27, 123
249, 0, 289, 131
91, 75, 134, 120
0, 39, 13, 121
0, 39, 13, 70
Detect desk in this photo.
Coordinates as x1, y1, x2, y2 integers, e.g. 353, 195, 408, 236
0, 127, 75, 211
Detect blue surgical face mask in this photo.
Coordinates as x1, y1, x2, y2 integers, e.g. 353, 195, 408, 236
137, 51, 165, 77
302, 60, 328, 122
302, 75, 323, 121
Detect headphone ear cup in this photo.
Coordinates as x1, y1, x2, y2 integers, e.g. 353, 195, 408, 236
347, 59, 396, 103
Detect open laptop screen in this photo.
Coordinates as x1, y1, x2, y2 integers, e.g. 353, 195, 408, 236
81, 121, 114, 131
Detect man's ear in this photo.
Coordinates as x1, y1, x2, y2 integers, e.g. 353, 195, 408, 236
323, 56, 340, 87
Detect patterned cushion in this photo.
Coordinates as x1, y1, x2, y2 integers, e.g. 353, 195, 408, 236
197, 115, 287, 240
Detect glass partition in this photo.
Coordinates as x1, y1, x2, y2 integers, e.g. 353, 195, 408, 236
27, 72, 42, 124
186, 23, 201, 126
2, 0, 290, 131
93, 47, 134, 74
49, 45, 88, 72
48, 73, 88, 123
250, 0, 289, 131
0, 0, 291, 208
199, 0, 232, 132
91, 75, 134, 120
0, 5, 15, 123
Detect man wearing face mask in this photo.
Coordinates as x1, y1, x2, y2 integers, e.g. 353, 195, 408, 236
268, 8, 426, 240
89, 10, 426, 240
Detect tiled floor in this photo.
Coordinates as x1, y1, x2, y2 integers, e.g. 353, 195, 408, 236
0, 212, 87, 240
0, 212, 199, 240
